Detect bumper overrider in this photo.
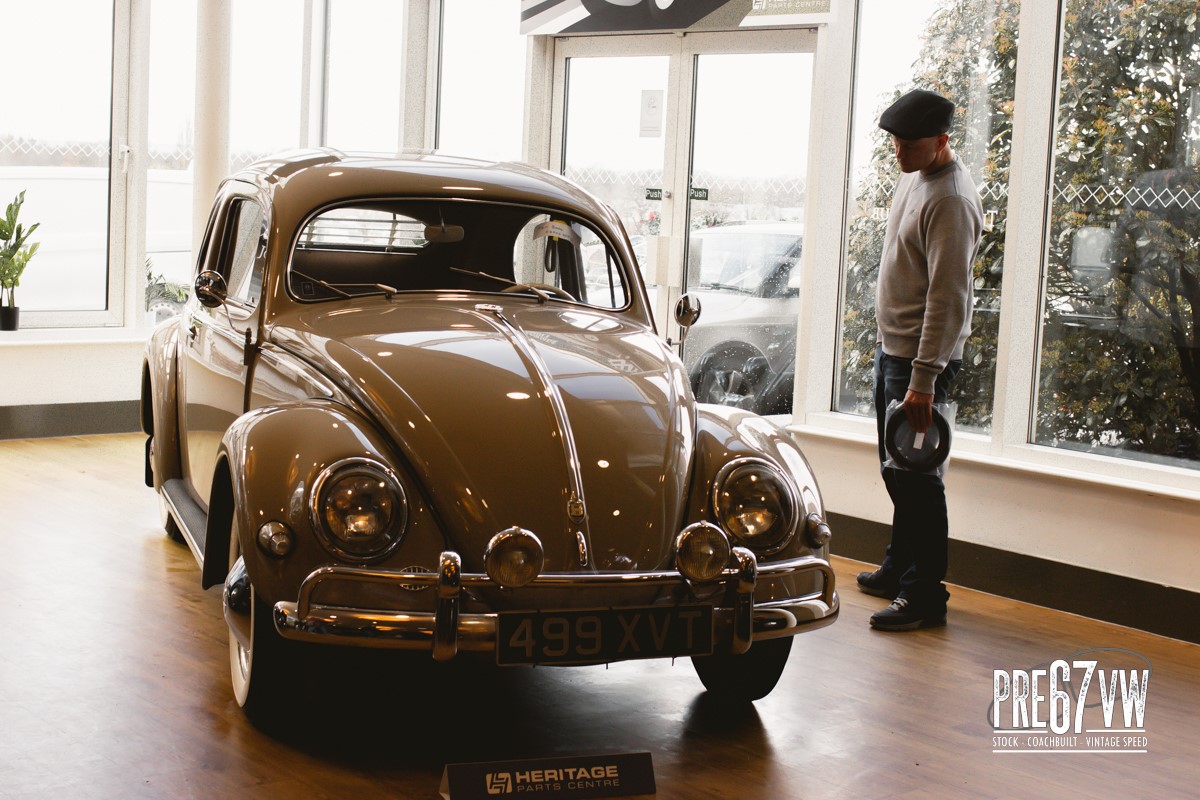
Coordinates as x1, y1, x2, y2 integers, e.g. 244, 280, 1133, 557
267, 543, 839, 663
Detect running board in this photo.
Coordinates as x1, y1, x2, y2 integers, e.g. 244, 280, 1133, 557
161, 478, 208, 567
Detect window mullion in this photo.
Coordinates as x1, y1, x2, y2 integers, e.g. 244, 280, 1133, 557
992, 0, 1062, 455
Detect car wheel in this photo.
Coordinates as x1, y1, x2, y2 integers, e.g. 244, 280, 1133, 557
227, 516, 290, 720
691, 636, 793, 702
693, 346, 771, 410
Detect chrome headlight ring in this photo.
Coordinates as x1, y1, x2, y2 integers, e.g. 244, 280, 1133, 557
711, 457, 799, 555
309, 457, 408, 562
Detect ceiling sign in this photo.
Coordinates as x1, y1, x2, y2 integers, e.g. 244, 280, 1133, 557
519, 0, 832, 36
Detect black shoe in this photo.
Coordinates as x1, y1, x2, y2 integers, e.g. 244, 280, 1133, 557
869, 597, 946, 631
856, 568, 901, 600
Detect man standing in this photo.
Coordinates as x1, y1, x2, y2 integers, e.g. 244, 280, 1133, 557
858, 88, 983, 631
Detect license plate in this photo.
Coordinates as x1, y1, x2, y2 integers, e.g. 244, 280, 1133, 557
496, 605, 714, 666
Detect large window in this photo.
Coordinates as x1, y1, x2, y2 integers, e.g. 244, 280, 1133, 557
437, 0, 526, 161
146, 0, 197, 298
325, 0, 406, 152
1035, 0, 1200, 467
836, 0, 1020, 432
229, 0, 305, 170
0, 2, 116, 317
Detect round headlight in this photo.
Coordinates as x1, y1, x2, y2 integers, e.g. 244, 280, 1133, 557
675, 522, 732, 583
712, 458, 798, 554
484, 528, 544, 589
311, 459, 407, 561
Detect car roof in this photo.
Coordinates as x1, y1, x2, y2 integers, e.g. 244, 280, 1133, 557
231, 148, 624, 240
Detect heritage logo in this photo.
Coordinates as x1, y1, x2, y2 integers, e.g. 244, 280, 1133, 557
485, 773, 512, 795
990, 648, 1151, 754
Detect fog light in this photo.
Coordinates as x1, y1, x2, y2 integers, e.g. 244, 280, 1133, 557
485, 528, 544, 588
257, 521, 294, 557
675, 522, 731, 583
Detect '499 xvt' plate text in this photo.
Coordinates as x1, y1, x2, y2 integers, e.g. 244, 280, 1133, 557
497, 605, 714, 665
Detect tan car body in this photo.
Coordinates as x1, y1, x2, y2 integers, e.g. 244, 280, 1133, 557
141, 150, 837, 708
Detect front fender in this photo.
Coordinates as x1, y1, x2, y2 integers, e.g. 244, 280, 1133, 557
690, 405, 827, 556
689, 405, 831, 605
206, 400, 444, 604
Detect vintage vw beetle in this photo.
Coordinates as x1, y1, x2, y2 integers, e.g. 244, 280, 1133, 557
141, 150, 838, 718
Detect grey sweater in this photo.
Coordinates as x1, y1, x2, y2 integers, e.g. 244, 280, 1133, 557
875, 156, 983, 395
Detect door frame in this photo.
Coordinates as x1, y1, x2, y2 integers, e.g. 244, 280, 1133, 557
549, 28, 817, 341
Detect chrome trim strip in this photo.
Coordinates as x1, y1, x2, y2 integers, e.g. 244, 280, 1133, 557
472, 303, 589, 528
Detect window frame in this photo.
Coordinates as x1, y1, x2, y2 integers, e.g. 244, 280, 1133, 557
16, 0, 130, 329
791, 0, 1200, 494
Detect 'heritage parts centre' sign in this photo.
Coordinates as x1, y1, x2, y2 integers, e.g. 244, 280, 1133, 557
440, 752, 655, 799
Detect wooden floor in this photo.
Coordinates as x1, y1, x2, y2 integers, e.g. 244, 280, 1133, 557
0, 434, 1196, 799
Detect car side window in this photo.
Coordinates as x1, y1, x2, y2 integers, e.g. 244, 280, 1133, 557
221, 199, 267, 307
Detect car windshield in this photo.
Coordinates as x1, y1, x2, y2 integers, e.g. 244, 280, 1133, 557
687, 229, 801, 295
288, 200, 630, 310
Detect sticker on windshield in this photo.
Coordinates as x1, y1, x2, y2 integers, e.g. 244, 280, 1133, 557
533, 219, 581, 245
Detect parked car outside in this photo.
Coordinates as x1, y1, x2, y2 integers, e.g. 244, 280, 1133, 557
682, 222, 804, 415
141, 150, 837, 721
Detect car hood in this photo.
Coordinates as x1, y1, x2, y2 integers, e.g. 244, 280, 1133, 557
270, 298, 695, 573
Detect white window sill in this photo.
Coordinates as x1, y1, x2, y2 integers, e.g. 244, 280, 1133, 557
0, 326, 148, 347
789, 411, 1200, 504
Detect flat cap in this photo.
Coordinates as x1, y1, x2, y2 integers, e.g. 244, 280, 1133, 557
879, 89, 955, 140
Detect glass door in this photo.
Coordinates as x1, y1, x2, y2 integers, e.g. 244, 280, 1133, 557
679, 41, 814, 416
554, 35, 681, 321
552, 30, 815, 416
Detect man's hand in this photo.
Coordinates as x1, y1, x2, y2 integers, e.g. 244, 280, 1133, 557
903, 388, 934, 433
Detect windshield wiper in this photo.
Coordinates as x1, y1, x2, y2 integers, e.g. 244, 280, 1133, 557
292, 269, 397, 299
699, 282, 751, 293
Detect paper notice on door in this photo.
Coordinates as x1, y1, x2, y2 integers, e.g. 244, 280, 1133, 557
640, 89, 664, 138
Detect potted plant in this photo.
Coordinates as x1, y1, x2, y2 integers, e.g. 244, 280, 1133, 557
144, 257, 190, 324
0, 191, 41, 331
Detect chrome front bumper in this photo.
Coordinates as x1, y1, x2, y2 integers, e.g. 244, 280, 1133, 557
272, 547, 838, 661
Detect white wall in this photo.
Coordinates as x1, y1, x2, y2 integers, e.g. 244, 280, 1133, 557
0, 334, 143, 407
791, 425, 1200, 594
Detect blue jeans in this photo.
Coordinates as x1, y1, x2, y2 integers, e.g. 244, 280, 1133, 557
873, 344, 961, 610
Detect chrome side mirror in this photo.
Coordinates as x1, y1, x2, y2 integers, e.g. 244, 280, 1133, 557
194, 270, 229, 309
674, 292, 702, 345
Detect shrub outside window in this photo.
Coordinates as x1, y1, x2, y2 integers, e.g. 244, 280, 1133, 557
836, 0, 1020, 433
1035, 0, 1200, 467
